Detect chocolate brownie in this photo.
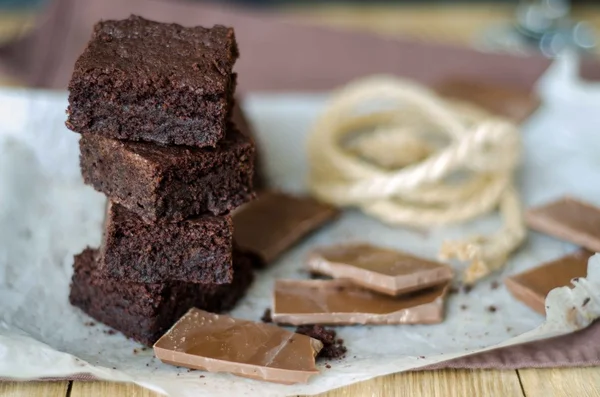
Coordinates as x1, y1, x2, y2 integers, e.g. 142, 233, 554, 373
66, 15, 238, 147
80, 125, 255, 223
69, 247, 254, 346
101, 202, 233, 284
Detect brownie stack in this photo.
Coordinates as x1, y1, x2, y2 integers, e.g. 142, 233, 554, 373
66, 16, 255, 346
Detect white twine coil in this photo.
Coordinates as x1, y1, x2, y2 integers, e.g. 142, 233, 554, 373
307, 76, 526, 284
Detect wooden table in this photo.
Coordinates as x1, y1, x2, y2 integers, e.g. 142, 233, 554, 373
1, 4, 599, 397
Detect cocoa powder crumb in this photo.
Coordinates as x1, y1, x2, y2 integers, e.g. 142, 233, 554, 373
261, 308, 272, 323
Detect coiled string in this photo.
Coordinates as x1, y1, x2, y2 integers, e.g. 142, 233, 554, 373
307, 76, 526, 284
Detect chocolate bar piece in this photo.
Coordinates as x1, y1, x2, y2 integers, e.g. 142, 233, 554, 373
233, 191, 339, 267
306, 243, 453, 296
434, 79, 540, 122
80, 125, 255, 223
153, 308, 323, 384
505, 250, 591, 314
526, 197, 600, 252
272, 279, 449, 326
101, 202, 233, 284
66, 16, 238, 147
69, 248, 254, 346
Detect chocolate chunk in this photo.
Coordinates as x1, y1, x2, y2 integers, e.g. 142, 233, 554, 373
504, 250, 591, 315
101, 202, 233, 284
261, 308, 272, 323
69, 248, 254, 346
434, 79, 540, 122
306, 243, 453, 296
272, 279, 449, 325
153, 308, 323, 384
295, 325, 347, 360
67, 16, 238, 147
526, 197, 600, 252
233, 191, 339, 267
79, 125, 255, 223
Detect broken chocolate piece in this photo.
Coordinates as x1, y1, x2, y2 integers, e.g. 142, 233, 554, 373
306, 243, 453, 296
526, 197, 600, 252
505, 250, 591, 315
296, 325, 347, 360
434, 79, 540, 122
272, 279, 449, 325
233, 191, 339, 267
153, 308, 323, 384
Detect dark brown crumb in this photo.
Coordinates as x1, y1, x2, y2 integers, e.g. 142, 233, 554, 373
146, 363, 149, 367
419, 356, 425, 359
325, 364, 331, 369
261, 308, 272, 323
309, 272, 330, 280
112, 367, 116, 370
491, 281, 500, 290
133, 349, 138, 354
487, 305, 497, 313
199, 375, 205, 378
295, 325, 347, 360
84, 321, 95, 327
506, 327, 513, 332
460, 304, 468, 310
449, 286, 460, 294
462, 285, 473, 294
583, 297, 591, 307
104, 329, 117, 335
141, 347, 148, 351
573, 277, 580, 282
177, 373, 180, 376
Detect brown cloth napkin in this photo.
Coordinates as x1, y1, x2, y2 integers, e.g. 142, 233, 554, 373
0, 0, 597, 372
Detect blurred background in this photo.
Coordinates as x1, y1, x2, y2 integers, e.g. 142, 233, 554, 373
1, 0, 598, 59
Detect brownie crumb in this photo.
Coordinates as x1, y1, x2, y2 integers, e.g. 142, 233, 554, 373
573, 277, 580, 282
506, 327, 513, 332
309, 272, 330, 280
449, 286, 460, 294
490, 281, 500, 290
583, 297, 591, 307
141, 347, 148, 351
146, 363, 149, 367
104, 329, 117, 335
295, 325, 347, 360
460, 304, 468, 310
112, 367, 116, 370
487, 305, 497, 313
462, 285, 473, 294
261, 308, 272, 323
419, 356, 425, 359
325, 364, 331, 369
133, 349, 138, 354
84, 321, 96, 327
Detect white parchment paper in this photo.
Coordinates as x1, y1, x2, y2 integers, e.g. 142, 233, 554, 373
1, 55, 600, 397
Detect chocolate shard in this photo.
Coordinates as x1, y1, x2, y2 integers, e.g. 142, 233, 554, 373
526, 197, 600, 252
153, 308, 323, 384
272, 279, 450, 326
233, 191, 339, 267
505, 250, 591, 315
434, 79, 540, 123
306, 243, 453, 296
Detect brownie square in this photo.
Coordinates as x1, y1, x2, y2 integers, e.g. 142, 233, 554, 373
69, 247, 254, 346
101, 202, 233, 284
80, 124, 255, 223
66, 15, 239, 147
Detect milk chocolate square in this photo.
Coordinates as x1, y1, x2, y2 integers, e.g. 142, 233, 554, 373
233, 191, 339, 266
434, 79, 540, 123
526, 197, 600, 252
505, 250, 591, 315
153, 308, 322, 384
272, 279, 449, 326
306, 243, 453, 296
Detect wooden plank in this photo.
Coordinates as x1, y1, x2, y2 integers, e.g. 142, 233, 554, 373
70, 370, 525, 397
71, 381, 163, 397
518, 368, 600, 397
0, 381, 69, 397
315, 370, 525, 397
